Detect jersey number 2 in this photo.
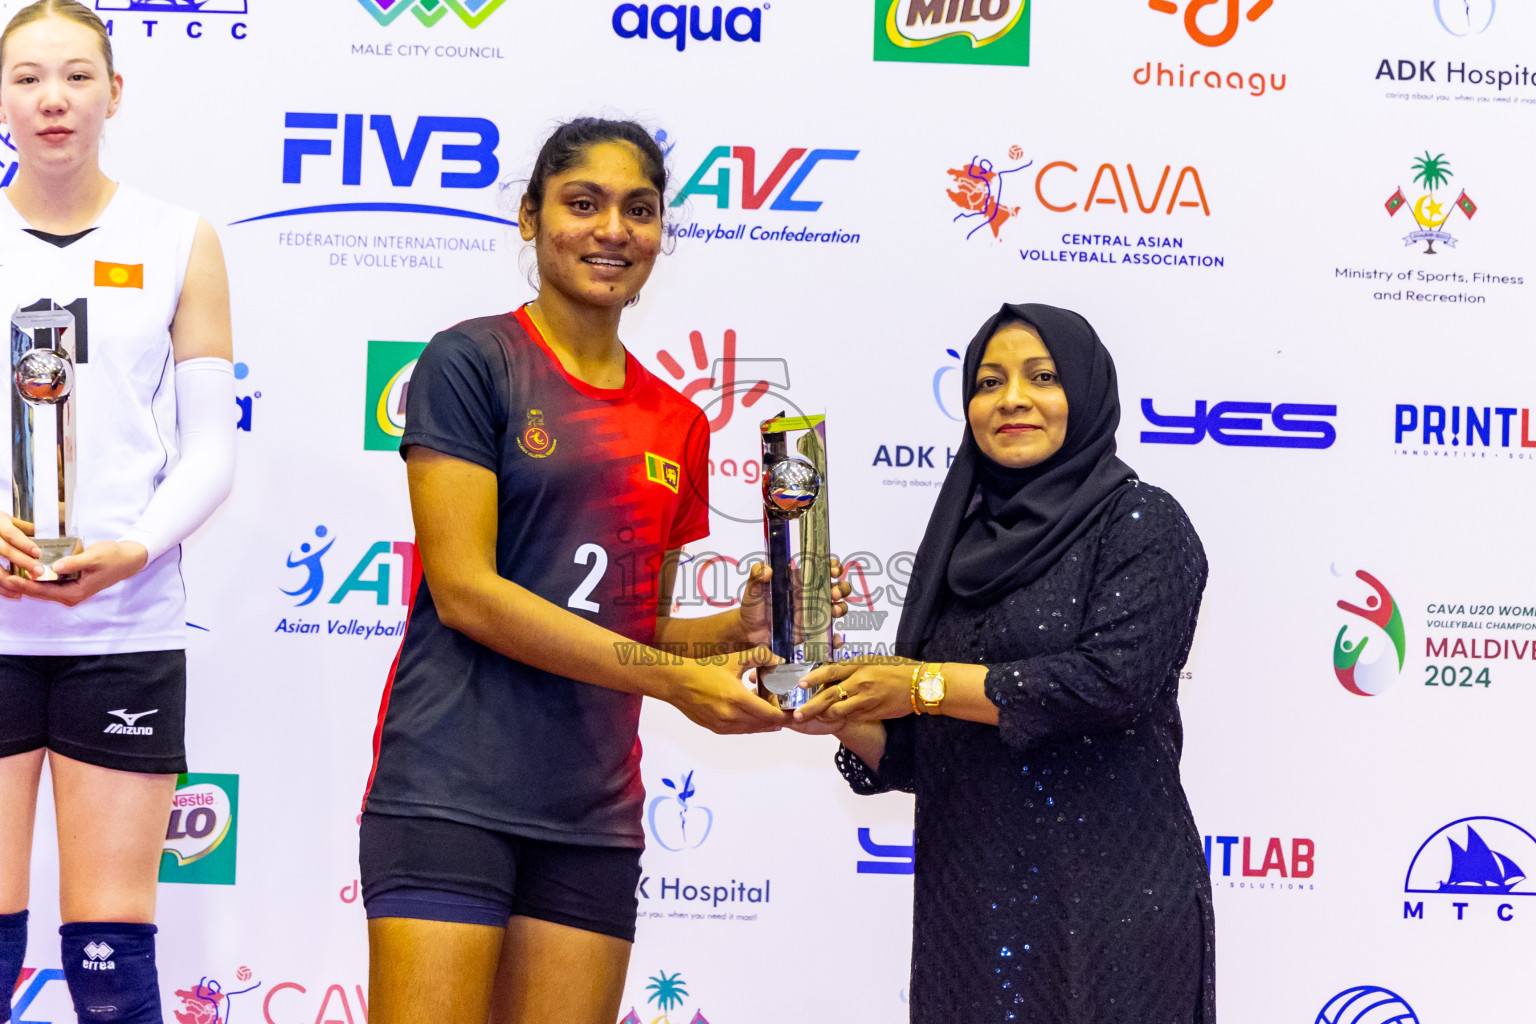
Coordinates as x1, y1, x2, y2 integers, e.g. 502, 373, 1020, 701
567, 543, 608, 614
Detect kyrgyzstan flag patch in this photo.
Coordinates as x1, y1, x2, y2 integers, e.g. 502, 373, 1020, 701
94, 261, 144, 289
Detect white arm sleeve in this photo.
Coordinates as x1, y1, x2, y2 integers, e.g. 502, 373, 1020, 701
119, 356, 237, 564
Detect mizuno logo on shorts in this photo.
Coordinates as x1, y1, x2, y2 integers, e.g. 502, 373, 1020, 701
103, 708, 157, 736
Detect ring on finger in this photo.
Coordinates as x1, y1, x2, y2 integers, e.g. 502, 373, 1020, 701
836, 683, 850, 701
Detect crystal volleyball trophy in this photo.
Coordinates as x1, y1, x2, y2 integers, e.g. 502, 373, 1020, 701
10, 303, 82, 581
756, 413, 831, 709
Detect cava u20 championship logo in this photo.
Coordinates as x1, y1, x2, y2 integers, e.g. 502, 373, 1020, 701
353, 0, 508, 27
1385, 151, 1478, 255
874, 0, 1030, 67
1332, 568, 1406, 697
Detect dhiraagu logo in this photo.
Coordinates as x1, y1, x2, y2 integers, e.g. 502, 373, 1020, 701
364, 341, 428, 451
874, 0, 1030, 66
160, 773, 239, 886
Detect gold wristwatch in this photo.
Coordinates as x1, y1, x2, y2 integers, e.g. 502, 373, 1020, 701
911, 662, 946, 714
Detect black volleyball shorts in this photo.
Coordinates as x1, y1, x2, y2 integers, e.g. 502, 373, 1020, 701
0, 650, 188, 774
359, 811, 643, 941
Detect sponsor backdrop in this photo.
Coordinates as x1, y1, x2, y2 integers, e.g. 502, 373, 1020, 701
7, 0, 1536, 1022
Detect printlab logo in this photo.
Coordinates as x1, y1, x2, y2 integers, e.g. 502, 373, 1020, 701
648, 770, 713, 852
1147, 0, 1271, 47
619, 970, 714, 1024
612, 4, 765, 50
173, 969, 261, 1024
1332, 567, 1406, 697
1393, 401, 1536, 457
353, 0, 507, 27
1385, 151, 1478, 254
946, 147, 1032, 241
160, 773, 240, 886
874, 0, 1030, 67
1435, 0, 1495, 36
363, 341, 427, 451
280, 526, 418, 609
1317, 986, 1422, 1024
1403, 816, 1534, 922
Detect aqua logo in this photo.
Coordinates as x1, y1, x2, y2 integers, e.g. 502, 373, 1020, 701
234, 361, 261, 433
1317, 986, 1421, 1024
1332, 568, 1406, 697
612, 4, 764, 51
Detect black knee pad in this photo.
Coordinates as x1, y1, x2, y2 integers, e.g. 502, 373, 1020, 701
59, 923, 161, 1024
0, 910, 26, 1024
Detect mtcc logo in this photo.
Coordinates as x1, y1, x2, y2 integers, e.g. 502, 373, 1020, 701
353, 0, 509, 27
1332, 567, 1406, 697
94, 0, 251, 40
1316, 986, 1421, 1024
1147, 0, 1272, 47
1435, 0, 1494, 36
1404, 816, 1534, 922
647, 770, 713, 851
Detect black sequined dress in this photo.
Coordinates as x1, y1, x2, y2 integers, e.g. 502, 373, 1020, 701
838, 481, 1215, 1023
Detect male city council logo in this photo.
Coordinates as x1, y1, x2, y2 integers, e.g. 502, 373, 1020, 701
1316, 986, 1421, 1024
1332, 567, 1406, 697
1385, 152, 1478, 255
1405, 816, 1534, 897
1435, 0, 1495, 36
946, 146, 1032, 241
619, 969, 715, 1024
874, 0, 1030, 67
353, 0, 507, 27
647, 770, 712, 852
160, 773, 240, 886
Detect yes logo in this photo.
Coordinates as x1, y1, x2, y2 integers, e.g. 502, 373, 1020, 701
160, 773, 240, 886
647, 770, 713, 851
363, 341, 427, 451
1332, 568, 1406, 697
875, 0, 1031, 67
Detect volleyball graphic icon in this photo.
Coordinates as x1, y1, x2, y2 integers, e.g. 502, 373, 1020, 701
1316, 986, 1420, 1024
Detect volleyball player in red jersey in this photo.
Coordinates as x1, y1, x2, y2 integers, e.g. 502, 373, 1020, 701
362, 119, 844, 1024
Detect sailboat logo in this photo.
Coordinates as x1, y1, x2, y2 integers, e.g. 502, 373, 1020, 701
1404, 816, 1536, 897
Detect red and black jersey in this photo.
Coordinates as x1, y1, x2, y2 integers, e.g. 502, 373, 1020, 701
365, 306, 710, 846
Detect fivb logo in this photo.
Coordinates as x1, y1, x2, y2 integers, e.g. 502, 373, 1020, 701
875, 0, 1030, 67
353, 0, 509, 28
232, 113, 515, 227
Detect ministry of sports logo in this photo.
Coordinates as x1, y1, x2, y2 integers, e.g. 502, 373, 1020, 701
353, 0, 508, 27
1385, 151, 1478, 255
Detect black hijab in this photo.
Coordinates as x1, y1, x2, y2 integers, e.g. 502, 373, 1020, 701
894, 303, 1136, 657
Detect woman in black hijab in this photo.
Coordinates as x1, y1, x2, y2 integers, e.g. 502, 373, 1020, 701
796, 303, 1214, 1023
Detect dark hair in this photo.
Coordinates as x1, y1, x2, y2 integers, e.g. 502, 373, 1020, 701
522, 117, 668, 217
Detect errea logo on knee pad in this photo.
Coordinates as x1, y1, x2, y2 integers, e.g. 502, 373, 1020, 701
82, 942, 116, 970
103, 709, 158, 736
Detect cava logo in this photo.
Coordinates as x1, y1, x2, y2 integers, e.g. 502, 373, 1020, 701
352, 0, 508, 28
875, 0, 1030, 66
160, 773, 240, 886
1385, 151, 1478, 254
363, 341, 427, 451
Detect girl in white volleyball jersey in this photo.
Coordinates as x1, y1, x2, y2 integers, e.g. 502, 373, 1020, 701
0, 4, 235, 1023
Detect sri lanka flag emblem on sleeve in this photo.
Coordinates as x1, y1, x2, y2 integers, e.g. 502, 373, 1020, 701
94, 261, 144, 289
645, 452, 680, 493
1385, 188, 1407, 216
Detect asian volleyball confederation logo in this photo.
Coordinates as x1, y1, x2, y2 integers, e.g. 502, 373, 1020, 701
1332, 567, 1406, 697
352, 0, 508, 28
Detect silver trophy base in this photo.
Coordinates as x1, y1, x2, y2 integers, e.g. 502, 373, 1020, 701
11, 536, 82, 582
758, 662, 822, 710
